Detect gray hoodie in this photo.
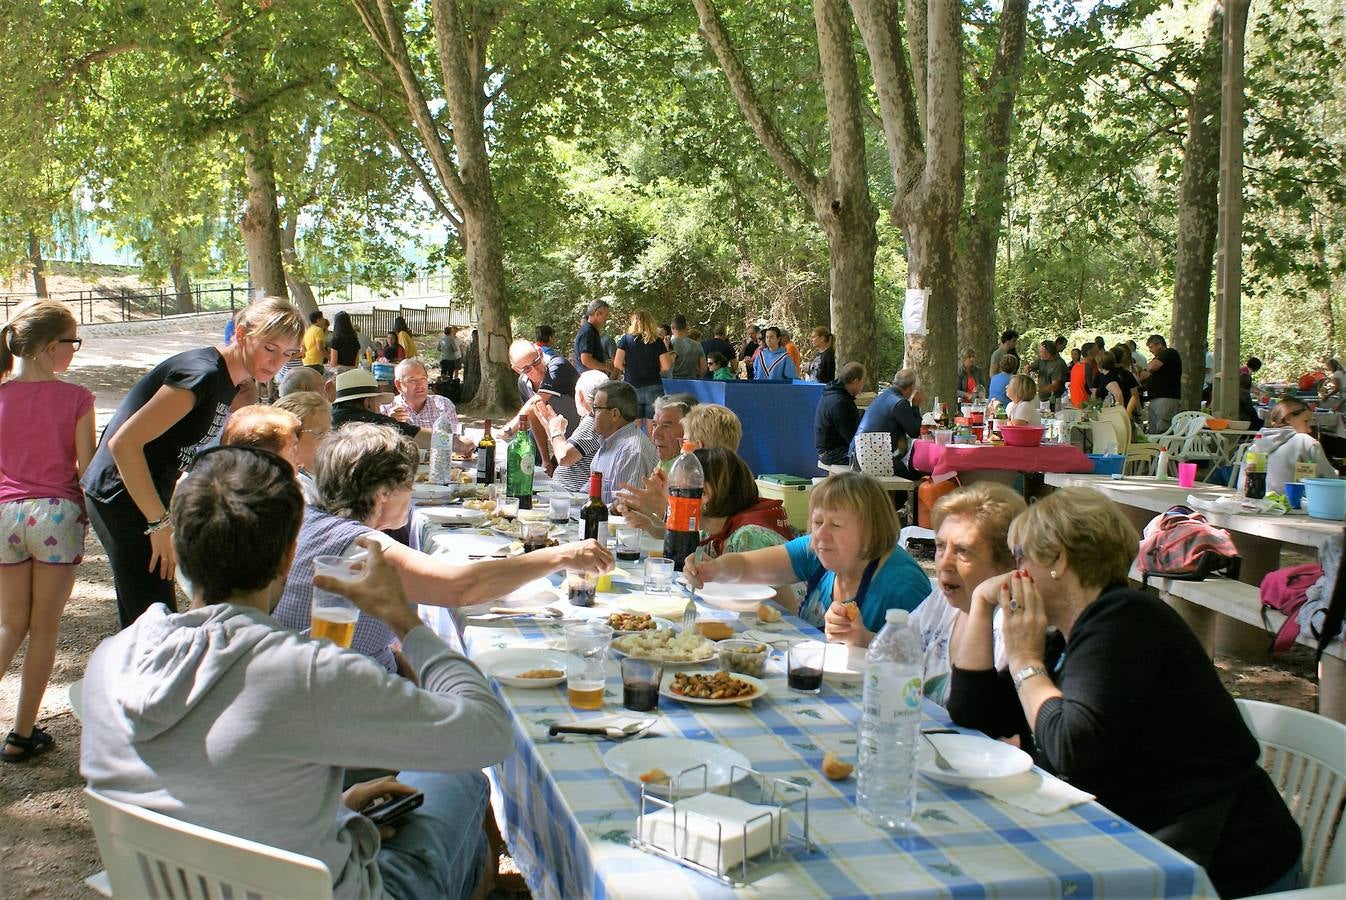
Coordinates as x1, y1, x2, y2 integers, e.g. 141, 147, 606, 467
1242, 426, 1335, 494
79, 603, 513, 899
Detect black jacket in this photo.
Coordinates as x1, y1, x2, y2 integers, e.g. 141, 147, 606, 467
814, 380, 860, 465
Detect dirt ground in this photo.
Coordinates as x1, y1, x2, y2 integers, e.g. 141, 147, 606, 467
0, 320, 1323, 898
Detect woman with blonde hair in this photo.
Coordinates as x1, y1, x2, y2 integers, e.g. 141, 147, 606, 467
685, 471, 929, 643
273, 390, 332, 503
1241, 397, 1336, 493
0, 300, 95, 762
1003, 374, 1040, 425
906, 482, 1024, 702
950, 488, 1301, 897
221, 404, 302, 470
82, 296, 305, 627
613, 309, 673, 422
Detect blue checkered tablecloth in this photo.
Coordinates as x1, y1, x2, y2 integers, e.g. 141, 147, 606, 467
417, 525, 1218, 899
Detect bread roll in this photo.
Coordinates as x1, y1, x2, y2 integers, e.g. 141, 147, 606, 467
756, 603, 782, 623
821, 751, 853, 780
695, 621, 734, 641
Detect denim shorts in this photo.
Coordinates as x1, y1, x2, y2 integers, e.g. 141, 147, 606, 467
0, 497, 88, 566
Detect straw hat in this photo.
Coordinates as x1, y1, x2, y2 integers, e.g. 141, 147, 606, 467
333, 368, 387, 405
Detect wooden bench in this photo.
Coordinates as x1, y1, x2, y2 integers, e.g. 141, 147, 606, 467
1132, 563, 1346, 723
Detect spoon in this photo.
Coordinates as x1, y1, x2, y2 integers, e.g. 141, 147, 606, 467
922, 729, 958, 771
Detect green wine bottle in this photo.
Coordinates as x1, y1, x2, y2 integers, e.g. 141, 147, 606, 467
506, 428, 536, 509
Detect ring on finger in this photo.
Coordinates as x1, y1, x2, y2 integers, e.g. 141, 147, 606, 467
1009, 599, 1019, 613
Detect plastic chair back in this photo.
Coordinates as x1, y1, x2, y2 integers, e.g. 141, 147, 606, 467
1123, 444, 1160, 476
84, 788, 333, 899
1235, 700, 1346, 888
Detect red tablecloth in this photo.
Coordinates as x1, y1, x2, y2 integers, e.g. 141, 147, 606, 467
912, 439, 1094, 480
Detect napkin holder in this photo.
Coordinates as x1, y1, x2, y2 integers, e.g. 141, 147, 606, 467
631, 762, 812, 885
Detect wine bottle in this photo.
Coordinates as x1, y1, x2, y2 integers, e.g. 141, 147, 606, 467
506, 428, 535, 508
580, 473, 608, 544
476, 419, 496, 485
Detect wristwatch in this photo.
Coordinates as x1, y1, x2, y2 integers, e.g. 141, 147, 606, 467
1012, 664, 1049, 691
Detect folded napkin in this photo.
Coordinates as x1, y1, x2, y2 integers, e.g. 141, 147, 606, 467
972, 770, 1095, 815
1186, 493, 1285, 517
638, 792, 788, 871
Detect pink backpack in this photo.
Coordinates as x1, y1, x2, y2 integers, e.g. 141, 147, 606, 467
1138, 506, 1241, 586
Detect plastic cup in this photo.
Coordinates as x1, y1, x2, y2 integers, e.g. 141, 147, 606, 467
566, 568, 598, 607
787, 640, 825, 694
499, 496, 521, 519
933, 429, 953, 446
1284, 482, 1306, 510
521, 520, 550, 552
1177, 462, 1198, 488
643, 557, 674, 593
549, 495, 571, 525
311, 555, 364, 648
620, 657, 662, 712
565, 621, 612, 710
615, 524, 644, 562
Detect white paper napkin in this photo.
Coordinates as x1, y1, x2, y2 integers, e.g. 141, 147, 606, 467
972, 770, 1095, 815
638, 793, 789, 870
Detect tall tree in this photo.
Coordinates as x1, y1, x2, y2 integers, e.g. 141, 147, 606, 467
850, 0, 965, 402
1170, 4, 1225, 412
691, 0, 879, 376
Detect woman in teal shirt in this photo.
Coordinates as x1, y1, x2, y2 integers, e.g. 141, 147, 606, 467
685, 471, 930, 644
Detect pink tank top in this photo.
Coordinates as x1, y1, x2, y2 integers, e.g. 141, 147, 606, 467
0, 380, 94, 505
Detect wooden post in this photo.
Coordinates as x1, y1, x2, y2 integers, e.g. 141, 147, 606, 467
1212, 0, 1248, 419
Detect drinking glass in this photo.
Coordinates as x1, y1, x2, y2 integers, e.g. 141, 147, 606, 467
311, 555, 364, 649
787, 640, 826, 694
499, 496, 521, 519
565, 621, 613, 710
566, 568, 598, 607
621, 657, 662, 712
549, 495, 571, 525
521, 520, 550, 552
643, 557, 674, 593
615, 524, 644, 562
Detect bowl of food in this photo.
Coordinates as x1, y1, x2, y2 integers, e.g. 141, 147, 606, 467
999, 425, 1045, 447
717, 639, 768, 677
1205, 417, 1230, 431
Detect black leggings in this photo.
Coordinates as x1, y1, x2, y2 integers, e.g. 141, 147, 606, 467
85, 492, 177, 629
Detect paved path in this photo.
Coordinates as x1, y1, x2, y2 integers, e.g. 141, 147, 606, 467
67, 323, 224, 427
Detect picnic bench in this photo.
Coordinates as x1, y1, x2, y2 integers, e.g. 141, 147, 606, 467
1047, 473, 1346, 723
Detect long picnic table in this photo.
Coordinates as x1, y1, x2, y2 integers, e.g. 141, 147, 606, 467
410, 514, 1219, 899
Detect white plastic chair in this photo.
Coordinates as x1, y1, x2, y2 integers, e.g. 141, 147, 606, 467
1236, 700, 1346, 889
1154, 410, 1209, 452
1123, 443, 1160, 476
84, 788, 332, 899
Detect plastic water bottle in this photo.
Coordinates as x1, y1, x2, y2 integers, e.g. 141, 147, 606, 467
429, 411, 454, 484
856, 608, 923, 830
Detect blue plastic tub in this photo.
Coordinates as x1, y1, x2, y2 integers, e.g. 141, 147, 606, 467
1303, 477, 1346, 520
1088, 453, 1125, 476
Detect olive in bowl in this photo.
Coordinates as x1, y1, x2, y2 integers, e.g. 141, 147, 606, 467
717, 639, 768, 678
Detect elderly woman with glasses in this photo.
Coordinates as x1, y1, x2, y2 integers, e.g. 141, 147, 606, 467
271, 424, 612, 675
948, 488, 1301, 898
1240, 398, 1336, 493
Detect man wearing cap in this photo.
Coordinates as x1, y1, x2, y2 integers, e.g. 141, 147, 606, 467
331, 369, 428, 448
574, 299, 617, 376
381, 358, 476, 455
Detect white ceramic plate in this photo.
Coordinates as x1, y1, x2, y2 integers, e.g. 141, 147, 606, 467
429, 533, 516, 561
684, 579, 777, 612
412, 483, 456, 502
822, 643, 867, 683
484, 577, 561, 609
611, 633, 716, 666
918, 733, 1034, 786
659, 671, 767, 706
604, 738, 751, 795
474, 648, 574, 688
603, 614, 677, 636
418, 506, 487, 527
618, 593, 695, 620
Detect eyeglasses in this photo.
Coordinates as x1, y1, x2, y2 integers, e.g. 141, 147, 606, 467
58, 338, 82, 351
301, 428, 330, 439
592, 405, 619, 412
514, 355, 544, 374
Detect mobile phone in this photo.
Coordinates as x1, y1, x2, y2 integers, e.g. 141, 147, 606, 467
362, 791, 424, 827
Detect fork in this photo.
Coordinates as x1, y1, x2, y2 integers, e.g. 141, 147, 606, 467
681, 585, 698, 631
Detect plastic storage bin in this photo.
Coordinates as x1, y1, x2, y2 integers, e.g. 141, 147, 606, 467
1303, 477, 1346, 520
756, 476, 813, 533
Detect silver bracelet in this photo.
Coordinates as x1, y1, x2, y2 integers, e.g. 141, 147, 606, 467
143, 513, 171, 535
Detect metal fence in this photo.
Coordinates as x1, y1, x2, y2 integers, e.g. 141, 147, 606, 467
348, 302, 475, 344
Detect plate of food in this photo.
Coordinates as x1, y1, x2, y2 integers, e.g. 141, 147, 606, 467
682, 579, 777, 612
605, 611, 675, 635
473, 648, 574, 688
412, 483, 457, 502
604, 738, 751, 795
611, 629, 715, 665
659, 670, 767, 706
917, 733, 1034, 786
417, 506, 488, 527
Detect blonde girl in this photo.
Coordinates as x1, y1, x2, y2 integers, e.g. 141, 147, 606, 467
0, 300, 95, 762
1005, 374, 1041, 425
81, 297, 304, 628
613, 309, 674, 423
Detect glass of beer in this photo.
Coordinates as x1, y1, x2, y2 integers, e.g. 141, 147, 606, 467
565, 621, 613, 710
311, 554, 363, 649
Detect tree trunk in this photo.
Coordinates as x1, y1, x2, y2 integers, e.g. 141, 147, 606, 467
1171, 7, 1224, 412
169, 248, 194, 314
28, 231, 47, 298
820, 211, 879, 379
460, 192, 516, 412
238, 123, 288, 300
956, 0, 1028, 366
281, 211, 319, 317
902, 210, 961, 405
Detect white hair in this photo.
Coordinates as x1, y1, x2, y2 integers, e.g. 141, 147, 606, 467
395, 357, 429, 380
576, 369, 607, 404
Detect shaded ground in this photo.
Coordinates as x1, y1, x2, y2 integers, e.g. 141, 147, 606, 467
0, 320, 1321, 897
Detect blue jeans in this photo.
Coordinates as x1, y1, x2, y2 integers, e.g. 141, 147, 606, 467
632, 382, 664, 420
377, 770, 488, 900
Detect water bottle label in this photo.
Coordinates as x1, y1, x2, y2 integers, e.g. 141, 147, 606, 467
901, 676, 922, 710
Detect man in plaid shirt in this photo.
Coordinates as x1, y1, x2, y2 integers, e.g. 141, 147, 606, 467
381, 358, 477, 455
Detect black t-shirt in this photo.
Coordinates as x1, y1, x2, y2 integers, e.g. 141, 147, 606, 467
83, 348, 239, 503
810, 347, 836, 384
1148, 347, 1183, 399
330, 332, 360, 366
519, 355, 580, 436
331, 403, 420, 438
738, 338, 760, 380
617, 334, 666, 387
573, 321, 606, 370
701, 337, 734, 364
